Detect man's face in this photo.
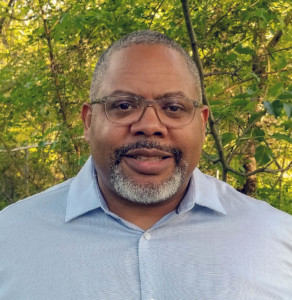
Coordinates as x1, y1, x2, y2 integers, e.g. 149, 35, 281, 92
82, 45, 208, 205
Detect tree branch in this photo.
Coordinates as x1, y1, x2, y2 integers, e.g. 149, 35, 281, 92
0, 0, 15, 35
204, 69, 241, 77
181, 0, 228, 181
258, 47, 292, 58
148, 0, 166, 29
181, 0, 291, 184
226, 162, 292, 177
38, 0, 67, 124
226, 111, 266, 164
202, 150, 220, 164
8, 14, 36, 21
205, 3, 240, 37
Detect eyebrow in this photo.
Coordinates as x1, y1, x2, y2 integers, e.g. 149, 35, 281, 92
108, 90, 138, 97
107, 90, 190, 100
154, 91, 189, 100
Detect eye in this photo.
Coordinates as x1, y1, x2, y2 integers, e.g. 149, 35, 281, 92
109, 98, 138, 111
166, 104, 184, 112
115, 102, 131, 110
161, 100, 186, 113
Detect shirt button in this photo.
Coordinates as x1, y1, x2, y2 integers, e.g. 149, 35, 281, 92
144, 232, 151, 240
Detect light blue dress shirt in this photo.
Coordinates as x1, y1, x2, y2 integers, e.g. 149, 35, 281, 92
1, 157, 292, 299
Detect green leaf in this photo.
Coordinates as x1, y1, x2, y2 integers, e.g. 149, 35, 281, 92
227, 53, 237, 62
38, 140, 47, 149
245, 101, 257, 113
231, 99, 249, 107
283, 103, 292, 118
278, 56, 288, 69
283, 120, 292, 130
271, 133, 292, 144
278, 91, 292, 100
252, 128, 265, 142
221, 132, 236, 146
272, 100, 283, 117
233, 93, 249, 100
78, 155, 88, 167
263, 101, 273, 115
263, 100, 283, 118
248, 111, 265, 124
246, 86, 257, 95
254, 8, 268, 21
250, 72, 260, 83
255, 145, 273, 166
268, 83, 283, 97
235, 44, 255, 56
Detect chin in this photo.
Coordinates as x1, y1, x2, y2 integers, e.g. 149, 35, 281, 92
109, 162, 188, 205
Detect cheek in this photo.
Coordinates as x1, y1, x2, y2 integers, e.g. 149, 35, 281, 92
177, 130, 204, 166
89, 121, 128, 165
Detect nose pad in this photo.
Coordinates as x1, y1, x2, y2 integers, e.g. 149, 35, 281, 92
138, 105, 163, 124
130, 105, 168, 136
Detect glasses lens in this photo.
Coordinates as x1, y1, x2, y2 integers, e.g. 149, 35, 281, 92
157, 98, 195, 127
104, 95, 197, 127
105, 96, 143, 124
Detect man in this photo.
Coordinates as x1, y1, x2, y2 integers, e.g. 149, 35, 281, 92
0, 31, 291, 299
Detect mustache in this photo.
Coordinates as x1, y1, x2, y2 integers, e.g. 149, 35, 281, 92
114, 141, 182, 165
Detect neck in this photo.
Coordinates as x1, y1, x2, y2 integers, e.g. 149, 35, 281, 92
99, 180, 189, 231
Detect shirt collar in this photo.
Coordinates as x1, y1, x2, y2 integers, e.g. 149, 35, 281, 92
178, 168, 226, 215
65, 157, 226, 222
65, 156, 103, 222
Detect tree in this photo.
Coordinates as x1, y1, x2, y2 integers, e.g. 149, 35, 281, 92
0, 0, 291, 213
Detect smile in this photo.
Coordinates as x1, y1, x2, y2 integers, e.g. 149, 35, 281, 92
123, 148, 173, 162
120, 148, 174, 175
127, 155, 171, 161
132, 156, 163, 161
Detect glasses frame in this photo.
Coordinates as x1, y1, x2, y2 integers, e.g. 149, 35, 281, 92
91, 95, 202, 128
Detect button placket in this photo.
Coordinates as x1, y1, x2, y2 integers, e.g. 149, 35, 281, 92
144, 231, 151, 240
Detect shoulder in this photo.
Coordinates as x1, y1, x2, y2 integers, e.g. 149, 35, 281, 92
201, 171, 292, 229
0, 178, 73, 223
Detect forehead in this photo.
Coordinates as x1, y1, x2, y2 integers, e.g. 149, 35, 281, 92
99, 45, 198, 99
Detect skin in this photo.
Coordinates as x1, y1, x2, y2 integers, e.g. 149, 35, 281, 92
82, 45, 209, 230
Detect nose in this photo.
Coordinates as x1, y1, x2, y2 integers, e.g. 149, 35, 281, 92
130, 106, 168, 137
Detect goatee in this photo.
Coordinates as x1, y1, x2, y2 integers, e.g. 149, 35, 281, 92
109, 141, 187, 205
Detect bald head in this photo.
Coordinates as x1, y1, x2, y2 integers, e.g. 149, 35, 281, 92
90, 30, 202, 103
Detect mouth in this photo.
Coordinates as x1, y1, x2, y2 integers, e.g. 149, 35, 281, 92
114, 141, 182, 167
124, 149, 173, 161
120, 148, 175, 175
129, 156, 165, 161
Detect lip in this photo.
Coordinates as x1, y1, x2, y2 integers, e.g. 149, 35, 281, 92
121, 148, 174, 175
125, 148, 173, 159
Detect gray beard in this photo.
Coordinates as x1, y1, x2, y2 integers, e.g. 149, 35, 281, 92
108, 140, 187, 205
109, 162, 187, 205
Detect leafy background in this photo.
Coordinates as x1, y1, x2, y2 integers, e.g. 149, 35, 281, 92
0, 0, 291, 213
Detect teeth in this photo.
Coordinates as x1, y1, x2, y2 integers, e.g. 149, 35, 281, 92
134, 156, 162, 161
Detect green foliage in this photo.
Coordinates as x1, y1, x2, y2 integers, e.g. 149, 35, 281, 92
255, 145, 273, 166
0, 0, 291, 214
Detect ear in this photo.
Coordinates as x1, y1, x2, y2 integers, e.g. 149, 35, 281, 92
81, 102, 92, 142
200, 105, 209, 129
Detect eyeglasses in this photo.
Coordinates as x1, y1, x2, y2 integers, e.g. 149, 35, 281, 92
91, 95, 202, 128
